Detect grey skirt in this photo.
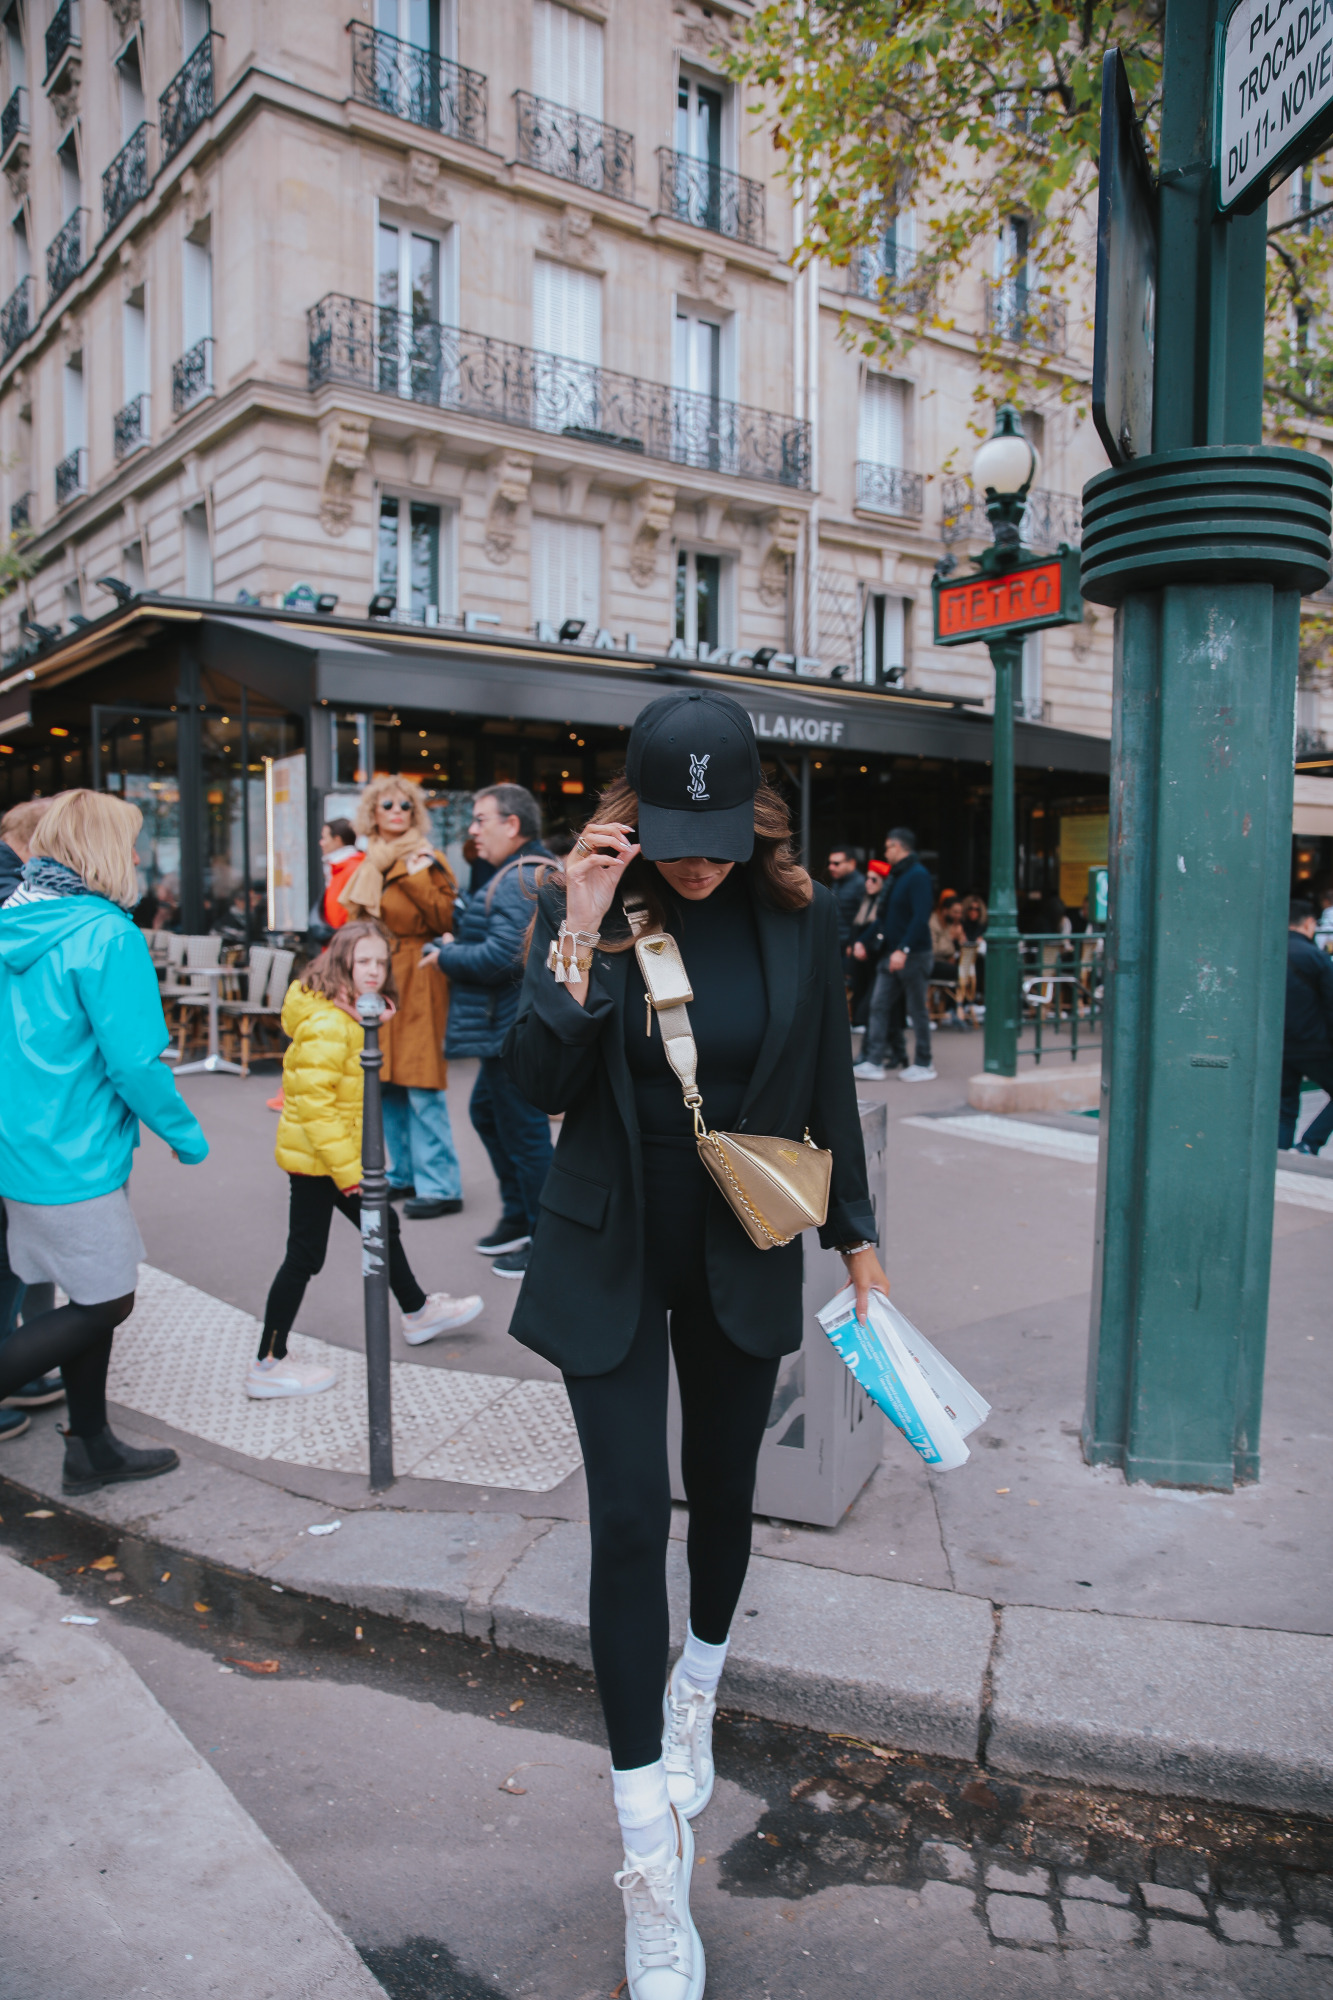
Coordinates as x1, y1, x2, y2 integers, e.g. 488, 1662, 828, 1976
3, 1186, 145, 1304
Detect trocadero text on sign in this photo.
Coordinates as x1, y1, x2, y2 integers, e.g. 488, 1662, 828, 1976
1218, 0, 1333, 212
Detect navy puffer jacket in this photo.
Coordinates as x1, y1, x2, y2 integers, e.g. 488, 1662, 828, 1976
438, 842, 553, 1059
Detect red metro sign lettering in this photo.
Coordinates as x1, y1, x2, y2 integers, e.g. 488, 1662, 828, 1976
932, 553, 1082, 647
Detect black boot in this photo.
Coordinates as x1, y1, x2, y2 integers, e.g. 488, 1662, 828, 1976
62, 1426, 180, 1495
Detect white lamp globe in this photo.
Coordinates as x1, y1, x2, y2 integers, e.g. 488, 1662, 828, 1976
973, 411, 1040, 497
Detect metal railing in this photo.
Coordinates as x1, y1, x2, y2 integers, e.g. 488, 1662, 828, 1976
1, 85, 28, 158
855, 460, 924, 517
0, 275, 33, 360
307, 293, 812, 488
103, 122, 150, 232
44, 0, 78, 83
172, 335, 214, 413
348, 21, 487, 147
55, 445, 87, 506
656, 148, 764, 246
46, 208, 87, 303
10, 490, 31, 533
849, 238, 932, 311
114, 391, 150, 459
940, 475, 1082, 549
1018, 932, 1103, 1065
985, 280, 1067, 353
514, 90, 633, 198
160, 31, 216, 164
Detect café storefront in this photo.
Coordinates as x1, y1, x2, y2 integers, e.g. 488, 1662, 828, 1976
0, 598, 1111, 933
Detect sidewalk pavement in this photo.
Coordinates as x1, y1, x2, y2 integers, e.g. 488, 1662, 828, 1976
1, 1551, 386, 2000
5, 1034, 1330, 1821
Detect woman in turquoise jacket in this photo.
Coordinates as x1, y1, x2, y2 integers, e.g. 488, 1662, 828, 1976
0, 790, 208, 1493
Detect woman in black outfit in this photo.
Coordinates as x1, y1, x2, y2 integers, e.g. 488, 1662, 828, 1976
503, 690, 889, 2000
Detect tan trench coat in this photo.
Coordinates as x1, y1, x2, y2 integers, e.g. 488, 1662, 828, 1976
377, 853, 457, 1091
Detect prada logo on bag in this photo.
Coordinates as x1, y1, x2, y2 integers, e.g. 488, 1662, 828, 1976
778, 1148, 800, 1163
644, 939, 668, 955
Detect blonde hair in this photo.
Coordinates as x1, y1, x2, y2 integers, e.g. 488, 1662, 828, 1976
1, 798, 53, 852
30, 789, 142, 907
354, 776, 432, 844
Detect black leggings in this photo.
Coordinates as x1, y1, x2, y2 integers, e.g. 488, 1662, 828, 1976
563, 1141, 780, 1770
260, 1174, 427, 1359
0, 1293, 136, 1437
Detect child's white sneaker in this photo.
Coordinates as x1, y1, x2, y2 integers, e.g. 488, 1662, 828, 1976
245, 1356, 337, 1399
401, 1292, 484, 1345
615, 1807, 704, 2000
662, 1659, 716, 1819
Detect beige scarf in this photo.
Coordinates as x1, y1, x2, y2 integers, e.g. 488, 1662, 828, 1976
339, 828, 427, 919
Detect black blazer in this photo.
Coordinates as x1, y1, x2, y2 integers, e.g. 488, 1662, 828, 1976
501, 878, 878, 1377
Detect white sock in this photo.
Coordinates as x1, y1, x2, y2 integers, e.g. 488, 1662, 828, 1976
680, 1623, 729, 1696
612, 1759, 673, 1859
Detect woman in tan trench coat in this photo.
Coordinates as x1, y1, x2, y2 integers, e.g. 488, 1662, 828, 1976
339, 777, 462, 1218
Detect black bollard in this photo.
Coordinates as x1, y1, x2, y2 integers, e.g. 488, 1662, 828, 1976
357, 991, 394, 1492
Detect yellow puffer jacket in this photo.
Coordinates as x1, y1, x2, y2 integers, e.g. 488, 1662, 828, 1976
274, 983, 365, 1190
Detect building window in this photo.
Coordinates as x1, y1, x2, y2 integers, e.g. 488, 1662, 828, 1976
673, 303, 725, 399
11, 207, 28, 279
182, 0, 212, 56
116, 36, 145, 141
858, 373, 906, 470
123, 296, 148, 403
862, 590, 905, 688
677, 68, 728, 170
378, 495, 451, 621
378, 0, 453, 60
532, 255, 600, 363
377, 217, 445, 325
1018, 632, 1043, 721
183, 227, 212, 350
123, 539, 146, 592
183, 502, 212, 597
57, 130, 80, 218
675, 548, 729, 655
62, 352, 85, 455
4, 6, 25, 89
532, 0, 603, 117
531, 515, 599, 631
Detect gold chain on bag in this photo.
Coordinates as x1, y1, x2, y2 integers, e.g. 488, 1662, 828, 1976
703, 1131, 787, 1247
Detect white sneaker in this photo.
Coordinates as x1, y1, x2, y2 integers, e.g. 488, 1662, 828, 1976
400, 1292, 484, 1345
899, 1064, 937, 1082
662, 1659, 716, 1819
852, 1060, 887, 1080
615, 1807, 705, 2000
245, 1356, 337, 1399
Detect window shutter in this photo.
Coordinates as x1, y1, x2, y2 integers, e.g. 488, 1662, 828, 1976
533, 258, 601, 365
858, 375, 904, 467
533, 0, 603, 117
531, 518, 600, 628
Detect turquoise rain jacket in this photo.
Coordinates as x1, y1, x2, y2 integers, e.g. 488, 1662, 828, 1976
0, 897, 208, 1204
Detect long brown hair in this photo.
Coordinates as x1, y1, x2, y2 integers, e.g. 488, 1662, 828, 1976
569, 773, 811, 951
301, 920, 400, 1006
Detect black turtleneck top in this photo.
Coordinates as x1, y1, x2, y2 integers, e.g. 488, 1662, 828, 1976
624, 866, 769, 1139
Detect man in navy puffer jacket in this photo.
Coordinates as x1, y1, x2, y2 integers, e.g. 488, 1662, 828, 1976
431, 786, 554, 1279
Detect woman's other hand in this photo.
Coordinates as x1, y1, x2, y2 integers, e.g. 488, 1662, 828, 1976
565, 822, 641, 934
405, 848, 435, 876
419, 943, 440, 969
842, 1244, 890, 1325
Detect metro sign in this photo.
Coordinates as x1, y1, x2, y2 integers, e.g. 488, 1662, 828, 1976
932, 551, 1082, 647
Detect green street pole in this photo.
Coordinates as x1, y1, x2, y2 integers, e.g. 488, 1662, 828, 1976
983, 636, 1022, 1077
1080, 0, 1332, 1486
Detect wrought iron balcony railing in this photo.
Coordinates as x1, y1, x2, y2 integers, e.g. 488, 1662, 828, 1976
172, 336, 214, 414
55, 445, 87, 507
849, 239, 932, 312
514, 91, 633, 198
855, 461, 925, 518
348, 21, 487, 147
46, 209, 87, 304
44, 0, 78, 84
160, 31, 216, 164
307, 294, 811, 489
1, 86, 28, 160
103, 122, 150, 232
0, 275, 34, 360
656, 149, 764, 247
10, 490, 31, 533
985, 280, 1067, 353
940, 475, 1082, 549
114, 391, 150, 459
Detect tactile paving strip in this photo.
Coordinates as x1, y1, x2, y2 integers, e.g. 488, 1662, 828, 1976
105, 1266, 583, 1493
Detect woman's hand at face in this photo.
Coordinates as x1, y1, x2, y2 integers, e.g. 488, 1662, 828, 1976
564, 823, 641, 934
405, 848, 435, 876
842, 1244, 890, 1325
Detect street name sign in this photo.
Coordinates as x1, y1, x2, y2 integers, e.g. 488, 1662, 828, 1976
1093, 50, 1157, 466
1217, 0, 1333, 213
932, 551, 1083, 647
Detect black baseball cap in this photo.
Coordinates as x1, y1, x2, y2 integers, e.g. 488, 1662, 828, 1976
626, 690, 762, 862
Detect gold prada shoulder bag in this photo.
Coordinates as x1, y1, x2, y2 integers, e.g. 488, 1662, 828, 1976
624, 896, 832, 1251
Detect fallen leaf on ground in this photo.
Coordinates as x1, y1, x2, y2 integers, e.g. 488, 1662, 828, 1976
194, 1602, 210, 1613
108, 1595, 132, 1606
25, 1509, 53, 1519
90, 1555, 117, 1571
611, 1982, 627, 1999
226, 1657, 281, 1674
499, 1778, 527, 1795
509, 1699, 525, 1711
33, 1553, 68, 1565
160, 1571, 170, 1582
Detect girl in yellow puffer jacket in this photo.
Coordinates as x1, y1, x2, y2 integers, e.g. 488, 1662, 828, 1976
247, 921, 483, 1400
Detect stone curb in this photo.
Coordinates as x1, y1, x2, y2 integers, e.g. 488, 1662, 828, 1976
3, 1432, 1331, 1818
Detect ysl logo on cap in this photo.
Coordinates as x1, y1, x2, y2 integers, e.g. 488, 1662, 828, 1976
687, 752, 711, 801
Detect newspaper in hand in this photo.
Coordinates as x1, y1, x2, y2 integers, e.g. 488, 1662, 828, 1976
817, 1284, 991, 1472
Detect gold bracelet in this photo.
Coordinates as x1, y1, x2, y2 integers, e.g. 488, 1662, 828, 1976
547, 924, 600, 985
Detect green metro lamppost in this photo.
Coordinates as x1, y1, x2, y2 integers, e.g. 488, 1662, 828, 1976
934, 408, 1083, 1079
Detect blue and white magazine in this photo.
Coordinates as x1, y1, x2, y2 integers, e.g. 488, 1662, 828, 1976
817, 1284, 990, 1471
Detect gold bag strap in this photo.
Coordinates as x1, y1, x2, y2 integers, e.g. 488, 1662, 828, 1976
624, 894, 706, 1136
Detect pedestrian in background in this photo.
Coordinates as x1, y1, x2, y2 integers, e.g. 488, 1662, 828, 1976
1279, 899, 1333, 1155
340, 778, 462, 1220
826, 846, 865, 956
503, 689, 885, 2000
0, 790, 208, 1493
1315, 884, 1333, 953
427, 785, 554, 1279
847, 856, 889, 1027
249, 921, 482, 1399
318, 817, 362, 931
853, 828, 936, 1081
